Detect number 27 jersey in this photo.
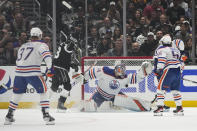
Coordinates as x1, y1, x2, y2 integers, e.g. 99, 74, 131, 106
15, 41, 52, 76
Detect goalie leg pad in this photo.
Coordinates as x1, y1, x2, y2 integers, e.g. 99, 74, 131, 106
114, 95, 151, 111
82, 100, 97, 112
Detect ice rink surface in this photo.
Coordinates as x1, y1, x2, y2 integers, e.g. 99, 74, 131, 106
0, 108, 197, 131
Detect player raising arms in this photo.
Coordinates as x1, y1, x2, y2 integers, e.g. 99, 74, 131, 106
80, 61, 153, 112
153, 35, 183, 116
50, 39, 79, 112
4, 27, 55, 125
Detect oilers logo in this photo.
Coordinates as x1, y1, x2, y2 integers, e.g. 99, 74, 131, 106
109, 80, 120, 90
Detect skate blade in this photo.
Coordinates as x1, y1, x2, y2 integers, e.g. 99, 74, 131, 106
154, 112, 163, 116
4, 120, 12, 125
46, 121, 55, 125
163, 109, 170, 112
174, 112, 184, 116
57, 109, 67, 113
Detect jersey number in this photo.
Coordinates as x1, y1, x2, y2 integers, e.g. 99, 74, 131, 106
17, 47, 34, 61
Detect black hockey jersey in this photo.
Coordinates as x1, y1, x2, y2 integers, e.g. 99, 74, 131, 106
53, 42, 73, 71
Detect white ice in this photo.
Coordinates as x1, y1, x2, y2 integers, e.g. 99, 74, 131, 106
0, 108, 197, 131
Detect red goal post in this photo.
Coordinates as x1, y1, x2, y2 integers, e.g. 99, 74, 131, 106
81, 56, 154, 101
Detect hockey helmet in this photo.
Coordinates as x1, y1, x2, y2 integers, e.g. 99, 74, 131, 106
114, 64, 126, 78
30, 27, 43, 39
159, 35, 172, 45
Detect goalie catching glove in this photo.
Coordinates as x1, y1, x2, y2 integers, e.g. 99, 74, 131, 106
136, 61, 153, 83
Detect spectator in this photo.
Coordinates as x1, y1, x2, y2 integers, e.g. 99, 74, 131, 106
97, 37, 112, 56
87, 26, 100, 56
107, 1, 121, 24
175, 22, 190, 44
113, 27, 121, 41
106, 38, 123, 56
99, 17, 116, 37
11, 13, 29, 38
166, 0, 185, 25
127, 1, 136, 19
87, 4, 99, 27
134, 0, 147, 10
139, 32, 157, 56
0, 15, 7, 30
155, 30, 163, 44
0, 0, 14, 22
134, 9, 142, 28
184, 35, 192, 64
128, 41, 145, 56
143, 0, 164, 20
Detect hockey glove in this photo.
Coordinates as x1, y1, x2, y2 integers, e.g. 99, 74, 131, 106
46, 67, 55, 77
0, 84, 9, 94
154, 69, 163, 77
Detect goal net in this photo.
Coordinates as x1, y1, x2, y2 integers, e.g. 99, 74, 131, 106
80, 56, 157, 104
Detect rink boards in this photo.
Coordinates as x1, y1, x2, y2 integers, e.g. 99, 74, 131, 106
0, 66, 197, 109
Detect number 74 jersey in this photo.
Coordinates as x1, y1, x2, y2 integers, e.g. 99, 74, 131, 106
15, 41, 52, 76
154, 45, 181, 70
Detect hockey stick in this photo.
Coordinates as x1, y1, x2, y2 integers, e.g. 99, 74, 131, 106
72, 60, 98, 87
182, 78, 197, 84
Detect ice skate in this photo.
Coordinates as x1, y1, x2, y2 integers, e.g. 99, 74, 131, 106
57, 98, 67, 113
153, 106, 163, 116
173, 106, 184, 116
43, 113, 55, 125
163, 105, 170, 112
4, 111, 15, 125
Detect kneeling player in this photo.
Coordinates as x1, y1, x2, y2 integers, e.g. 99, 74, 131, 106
81, 62, 153, 112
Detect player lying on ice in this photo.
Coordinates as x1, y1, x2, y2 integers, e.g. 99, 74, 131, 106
74, 61, 158, 112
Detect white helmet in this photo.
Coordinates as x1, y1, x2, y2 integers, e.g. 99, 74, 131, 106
159, 35, 172, 45
136, 34, 146, 45
30, 27, 42, 38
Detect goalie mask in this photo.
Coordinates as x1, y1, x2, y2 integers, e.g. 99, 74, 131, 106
114, 64, 126, 78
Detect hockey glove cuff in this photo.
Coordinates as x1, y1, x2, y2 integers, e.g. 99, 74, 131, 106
154, 69, 163, 77
46, 67, 55, 77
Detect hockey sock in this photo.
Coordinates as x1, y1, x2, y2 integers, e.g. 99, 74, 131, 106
8, 93, 23, 113
40, 93, 50, 113
156, 90, 165, 106
59, 96, 67, 103
172, 90, 182, 106
59, 89, 69, 98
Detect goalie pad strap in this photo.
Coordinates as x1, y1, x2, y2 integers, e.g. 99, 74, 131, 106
133, 99, 147, 111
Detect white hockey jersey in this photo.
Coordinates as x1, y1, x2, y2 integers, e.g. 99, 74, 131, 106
154, 45, 181, 70
84, 67, 138, 100
15, 40, 52, 76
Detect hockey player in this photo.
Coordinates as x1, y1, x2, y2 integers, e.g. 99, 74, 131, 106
50, 38, 79, 112
153, 35, 183, 116
4, 27, 55, 125
81, 61, 153, 112
0, 68, 11, 94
